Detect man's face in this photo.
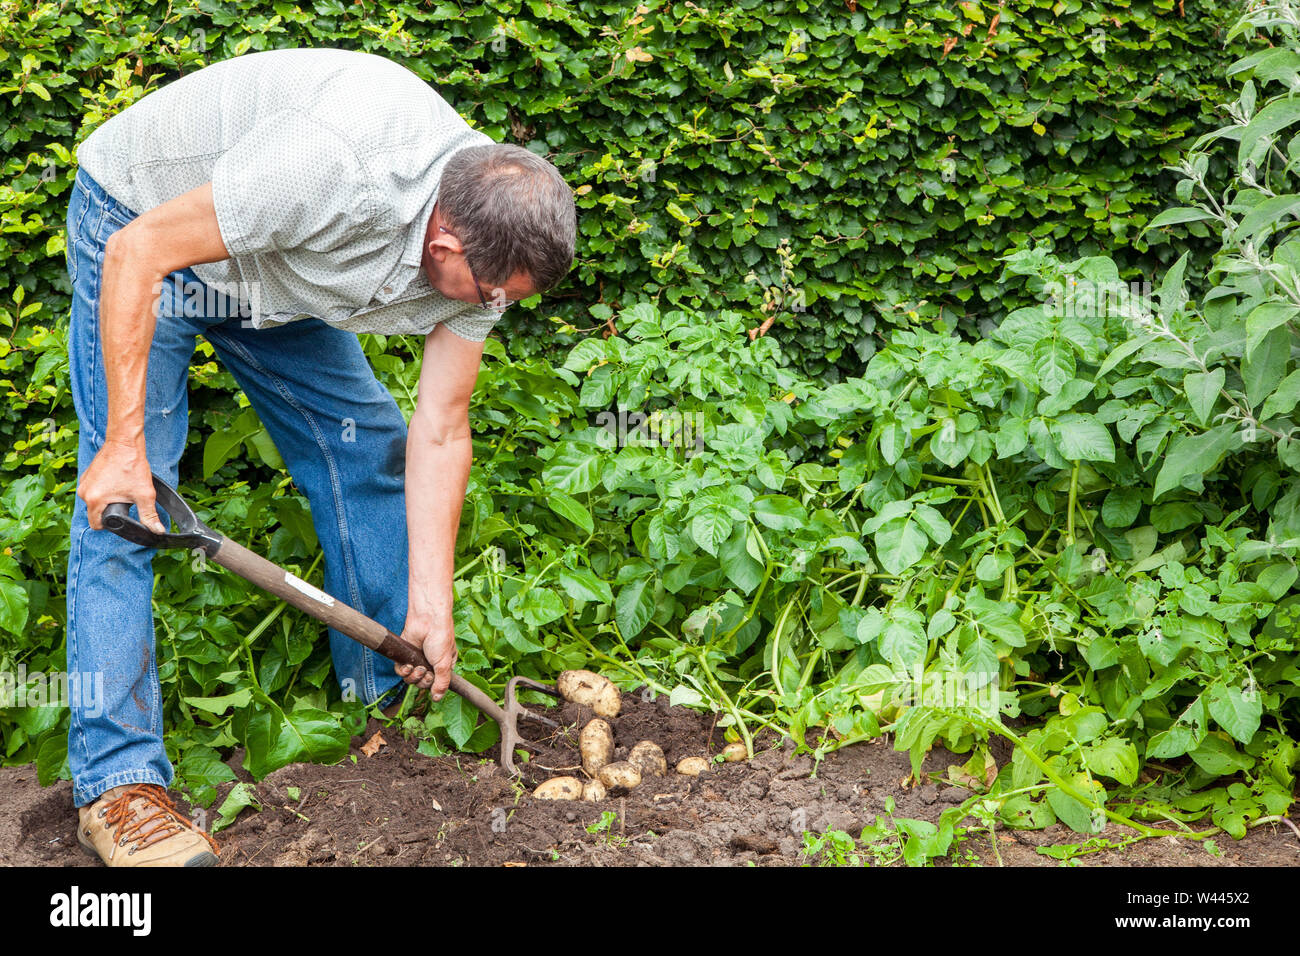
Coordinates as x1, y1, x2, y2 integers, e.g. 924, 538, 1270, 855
422, 204, 538, 310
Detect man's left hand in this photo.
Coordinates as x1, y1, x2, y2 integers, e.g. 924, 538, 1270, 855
395, 614, 458, 701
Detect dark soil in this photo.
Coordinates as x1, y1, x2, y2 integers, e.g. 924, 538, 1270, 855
4, 690, 1297, 867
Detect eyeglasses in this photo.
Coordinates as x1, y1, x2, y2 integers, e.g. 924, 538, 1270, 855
439, 224, 501, 311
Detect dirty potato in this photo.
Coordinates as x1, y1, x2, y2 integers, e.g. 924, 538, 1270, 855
628, 740, 668, 778
722, 742, 749, 762
534, 776, 584, 800
582, 779, 607, 802
579, 719, 614, 777
597, 760, 642, 790
676, 756, 710, 776
591, 682, 621, 718
557, 669, 622, 718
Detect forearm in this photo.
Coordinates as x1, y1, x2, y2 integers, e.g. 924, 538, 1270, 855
404, 408, 473, 624
99, 230, 166, 446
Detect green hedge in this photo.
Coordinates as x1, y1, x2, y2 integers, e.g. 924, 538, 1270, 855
5, 0, 1246, 380
0, 1, 1267, 791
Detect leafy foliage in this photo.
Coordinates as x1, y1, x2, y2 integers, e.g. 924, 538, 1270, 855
1, 0, 1296, 842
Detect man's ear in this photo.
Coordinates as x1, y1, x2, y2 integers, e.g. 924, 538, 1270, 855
426, 229, 461, 264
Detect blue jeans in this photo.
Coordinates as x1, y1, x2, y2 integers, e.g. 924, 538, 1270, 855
65, 169, 408, 807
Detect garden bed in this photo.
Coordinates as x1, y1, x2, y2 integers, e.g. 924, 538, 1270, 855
3, 690, 1295, 867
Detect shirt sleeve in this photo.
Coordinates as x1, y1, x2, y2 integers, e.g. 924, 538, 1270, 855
441, 308, 505, 342
211, 109, 377, 257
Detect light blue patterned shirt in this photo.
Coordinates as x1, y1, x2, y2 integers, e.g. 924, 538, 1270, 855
77, 47, 504, 341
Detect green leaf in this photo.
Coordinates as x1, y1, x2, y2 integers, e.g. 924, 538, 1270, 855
556, 567, 613, 605
717, 524, 764, 593
1188, 733, 1255, 776
752, 494, 808, 530
879, 422, 906, 464
1207, 682, 1262, 744
1183, 368, 1225, 426
512, 587, 565, 628
1051, 415, 1115, 462
276, 708, 350, 766
1096, 334, 1154, 379
1045, 774, 1106, 835
543, 443, 603, 493
441, 693, 478, 749
1238, 96, 1300, 166
177, 744, 237, 804
1233, 194, 1300, 242
929, 422, 975, 468
911, 504, 952, 546
1153, 424, 1241, 501
1142, 206, 1217, 232
184, 688, 253, 715
880, 618, 926, 667
36, 733, 69, 787
244, 707, 348, 779
1259, 367, 1300, 422
203, 421, 257, 478
690, 507, 734, 555
1244, 301, 1298, 358
1, 474, 45, 520
1147, 722, 1200, 760
873, 514, 928, 575
0, 578, 30, 635
546, 492, 593, 533
1256, 563, 1298, 600
927, 608, 957, 640
616, 575, 656, 639
1081, 738, 1139, 785
1102, 487, 1142, 528
1244, 326, 1290, 406
213, 782, 261, 834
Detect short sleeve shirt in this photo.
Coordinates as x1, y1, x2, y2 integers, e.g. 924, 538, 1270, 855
75, 47, 504, 342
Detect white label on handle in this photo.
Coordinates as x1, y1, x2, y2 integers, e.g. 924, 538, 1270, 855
284, 571, 335, 607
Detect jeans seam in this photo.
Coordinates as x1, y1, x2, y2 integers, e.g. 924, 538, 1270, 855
95, 202, 132, 243
68, 182, 89, 286
83, 209, 105, 448
66, 521, 91, 779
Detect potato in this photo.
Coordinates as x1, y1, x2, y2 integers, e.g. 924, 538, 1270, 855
557, 669, 622, 718
581, 779, 607, 802
533, 776, 583, 800
597, 761, 642, 790
579, 719, 614, 777
722, 742, 749, 762
591, 683, 622, 719
628, 740, 668, 778
676, 756, 710, 776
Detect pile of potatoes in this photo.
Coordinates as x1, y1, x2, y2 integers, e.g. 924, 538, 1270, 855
532, 669, 747, 802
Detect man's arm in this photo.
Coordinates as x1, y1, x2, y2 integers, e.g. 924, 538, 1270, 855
78, 183, 230, 530
394, 322, 486, 700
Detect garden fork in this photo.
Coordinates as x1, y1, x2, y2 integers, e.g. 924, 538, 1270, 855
103, 473, 560, 776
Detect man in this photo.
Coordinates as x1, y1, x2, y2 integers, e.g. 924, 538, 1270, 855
65, 47, 575, 866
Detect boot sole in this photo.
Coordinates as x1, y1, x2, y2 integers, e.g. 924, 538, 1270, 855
78, 831, 219, 867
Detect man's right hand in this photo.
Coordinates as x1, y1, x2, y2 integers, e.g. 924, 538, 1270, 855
78, 437, 166, 533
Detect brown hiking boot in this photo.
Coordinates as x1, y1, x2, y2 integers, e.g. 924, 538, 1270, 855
77, 784, 220, 867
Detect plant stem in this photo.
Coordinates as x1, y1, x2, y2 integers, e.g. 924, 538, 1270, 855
1065, 462, 1079, 547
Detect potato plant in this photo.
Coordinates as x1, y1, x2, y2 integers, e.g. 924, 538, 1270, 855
0, 0, 1296, 845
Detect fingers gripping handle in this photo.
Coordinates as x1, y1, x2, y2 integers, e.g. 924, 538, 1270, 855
210, 538, 504, 720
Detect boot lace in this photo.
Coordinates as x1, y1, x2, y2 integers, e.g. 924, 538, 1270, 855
100, 784, 220, 856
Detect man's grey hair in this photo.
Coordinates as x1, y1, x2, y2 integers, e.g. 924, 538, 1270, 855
438, 143, 576, 293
